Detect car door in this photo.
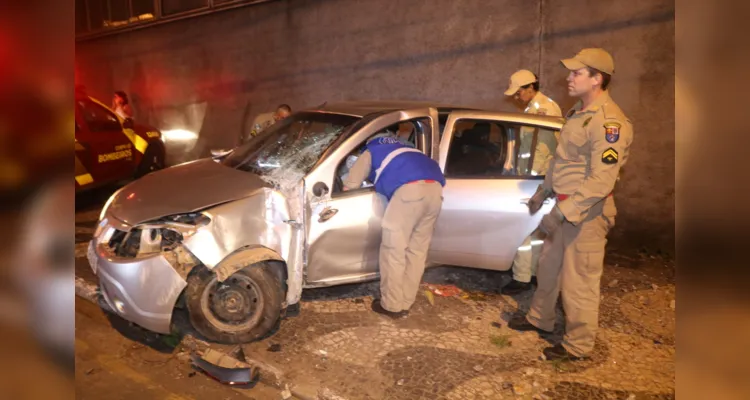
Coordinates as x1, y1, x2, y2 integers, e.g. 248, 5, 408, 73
304, 108, 439, 286
76, 98, 135, 183
427, 111, 563, 271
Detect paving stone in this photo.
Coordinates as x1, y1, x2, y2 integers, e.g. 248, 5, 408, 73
229, 263, 674, 399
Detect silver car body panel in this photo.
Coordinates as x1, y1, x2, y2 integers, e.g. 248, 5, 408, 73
313, 100, 476, 118
87, 102, 565, 335
182, 188, 293, 269
89, 224, 186, 334
303, 108, 438, 286
428, 110, 562, 270
107, 158, 271, 226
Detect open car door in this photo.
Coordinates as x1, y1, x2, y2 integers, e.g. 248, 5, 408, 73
304, 108, 439, 286
428, 110, 564, 271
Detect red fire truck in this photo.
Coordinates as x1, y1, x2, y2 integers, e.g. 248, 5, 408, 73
75, 87, 165, 192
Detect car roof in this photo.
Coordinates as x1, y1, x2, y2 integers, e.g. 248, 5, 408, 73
302, 100, 565, 127
306, 100, 482, 117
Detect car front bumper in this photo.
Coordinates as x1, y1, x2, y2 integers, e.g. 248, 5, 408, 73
87, 236, 187, 335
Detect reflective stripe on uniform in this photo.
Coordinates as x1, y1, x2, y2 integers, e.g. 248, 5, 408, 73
374, 148, 422, 183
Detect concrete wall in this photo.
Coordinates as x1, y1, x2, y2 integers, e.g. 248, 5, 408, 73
75, 0, 675, 253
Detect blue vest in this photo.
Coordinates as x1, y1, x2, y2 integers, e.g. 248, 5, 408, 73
366, 137, 446, 200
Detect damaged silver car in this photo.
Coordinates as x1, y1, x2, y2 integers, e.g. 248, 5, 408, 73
88, 101, 564, 343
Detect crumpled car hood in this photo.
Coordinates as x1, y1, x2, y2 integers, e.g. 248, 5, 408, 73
108, 158, 271, 226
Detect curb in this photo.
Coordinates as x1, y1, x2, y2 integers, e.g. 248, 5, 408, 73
74, 276, 344, 400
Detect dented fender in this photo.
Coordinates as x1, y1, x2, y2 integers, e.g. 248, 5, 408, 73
177, 184, 307, 307
212, 246, 285, 282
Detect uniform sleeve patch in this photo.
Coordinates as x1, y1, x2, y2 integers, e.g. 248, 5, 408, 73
601, 147, 619, 164
583, 117, 592, 127
604, 122, 621, 143
566, 108, 575, 118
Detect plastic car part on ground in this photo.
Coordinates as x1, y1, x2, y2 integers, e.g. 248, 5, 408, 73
190, 347, 260, 386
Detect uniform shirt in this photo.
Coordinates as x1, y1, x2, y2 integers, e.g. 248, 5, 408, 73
249, 112, 276, 137
524, 91, 562, 117
343, 137, 444, 199
516, 91, 562, 175
542, 91, 633, 224
344, 150, 373, 190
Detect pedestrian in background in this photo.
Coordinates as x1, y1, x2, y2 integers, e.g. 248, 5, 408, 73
249, 104, 292, 138
112, 91, 133, 120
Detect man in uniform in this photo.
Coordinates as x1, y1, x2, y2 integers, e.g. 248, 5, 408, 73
343, 130, 445, 318
247, 104, 292, 139
502, 69, 562, 295
508, 48, 633, 361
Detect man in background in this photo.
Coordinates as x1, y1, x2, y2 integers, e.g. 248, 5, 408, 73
501, 69, 562, 295
247, 104, 292, 139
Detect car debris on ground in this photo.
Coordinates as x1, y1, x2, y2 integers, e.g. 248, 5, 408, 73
190, 347, 259, 387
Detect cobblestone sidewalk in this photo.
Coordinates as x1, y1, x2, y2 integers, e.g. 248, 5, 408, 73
220, 255, 675, 400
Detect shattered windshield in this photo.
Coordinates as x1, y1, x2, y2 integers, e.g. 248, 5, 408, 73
222, 112, 360, 183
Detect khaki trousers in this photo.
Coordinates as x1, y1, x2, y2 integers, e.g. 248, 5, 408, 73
379, 182, 443, 312
526, 199, 615, 357
512, 234, 541, 283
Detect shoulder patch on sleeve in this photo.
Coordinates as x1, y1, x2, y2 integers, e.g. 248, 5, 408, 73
601, 147, 619, 164
604, 121, 621, 143
566, 108, 576, 118
583, 117, 592, 127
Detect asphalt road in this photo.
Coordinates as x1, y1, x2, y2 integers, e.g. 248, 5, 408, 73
75, 186, 284, 400
76, 298, 282, 400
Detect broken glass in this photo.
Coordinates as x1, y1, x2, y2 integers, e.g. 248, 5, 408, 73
223, 112, 359, 190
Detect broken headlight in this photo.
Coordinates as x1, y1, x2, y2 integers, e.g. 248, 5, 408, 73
114, 213, 210, 258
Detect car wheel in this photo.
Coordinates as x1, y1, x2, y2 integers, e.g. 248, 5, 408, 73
186, 263, 283, 343
135, 144, 164, 178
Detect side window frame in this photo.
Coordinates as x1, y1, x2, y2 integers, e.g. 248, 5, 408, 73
443, 118, 509, 179
78, 99, 122, 133
330, 117, 432, 197
441, 116, 559, 180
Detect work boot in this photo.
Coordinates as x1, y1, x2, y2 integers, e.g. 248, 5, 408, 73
507, 315, 552, 335
501, 279, 533, 295
371, 300, 408, 319
543, 344, 585, 361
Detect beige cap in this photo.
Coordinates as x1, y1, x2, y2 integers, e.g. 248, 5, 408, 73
504, 69, 538, 96
561, 48, 615, 75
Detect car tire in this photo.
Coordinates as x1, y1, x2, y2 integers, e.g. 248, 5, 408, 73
186, 263, 283, 344
135, 144, 165, 178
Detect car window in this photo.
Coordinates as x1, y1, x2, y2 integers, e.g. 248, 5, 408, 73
222, 112, 360, 186
445, 118, 558, 178
506, 124, 559, 177
445, 120, 507, 177
333, 118, 429, 193
78, 99, 122, 133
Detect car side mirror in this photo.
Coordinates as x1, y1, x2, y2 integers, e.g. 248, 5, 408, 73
122, 118, 135, 130
312, 182, 329, 197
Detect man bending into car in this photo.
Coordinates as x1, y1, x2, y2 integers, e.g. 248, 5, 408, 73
343, 130, 445, 318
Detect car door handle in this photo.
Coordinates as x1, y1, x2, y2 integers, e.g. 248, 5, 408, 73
318, 207, 339, 223
520, 198, 550, 205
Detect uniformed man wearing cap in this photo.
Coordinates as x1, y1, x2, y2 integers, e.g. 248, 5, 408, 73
343, 130, 445, 319
508, 48, 633, 361
501, 69, 562, 295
